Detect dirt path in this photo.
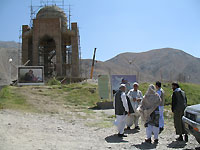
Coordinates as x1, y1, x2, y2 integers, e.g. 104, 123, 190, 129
0, 109, 199, 150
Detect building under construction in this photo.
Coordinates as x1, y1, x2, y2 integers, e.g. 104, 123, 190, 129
22, 3, 80, 77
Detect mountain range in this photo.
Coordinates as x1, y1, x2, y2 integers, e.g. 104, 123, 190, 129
0, 41, 19, 85
0, 41, 200, 84
81, 48, 200, 83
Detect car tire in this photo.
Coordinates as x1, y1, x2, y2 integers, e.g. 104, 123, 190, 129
196, 137, 200, 144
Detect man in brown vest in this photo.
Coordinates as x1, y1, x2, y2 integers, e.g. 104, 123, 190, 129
113, 84, 129, 137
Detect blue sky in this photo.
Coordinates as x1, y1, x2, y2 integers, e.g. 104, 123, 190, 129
0, 0, 200, 61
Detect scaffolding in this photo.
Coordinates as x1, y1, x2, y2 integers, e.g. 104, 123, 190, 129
23, 0, 82, 77
18, 27, 22, 66
78, 28, 82, 77
30, 0, 71, 29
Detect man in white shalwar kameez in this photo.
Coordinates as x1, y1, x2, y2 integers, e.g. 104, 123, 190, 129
113, 84, 129, 137
155, 81, 165, 134
126, 82, 143, 130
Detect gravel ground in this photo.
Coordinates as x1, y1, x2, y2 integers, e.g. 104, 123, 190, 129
0, 109, 199, 150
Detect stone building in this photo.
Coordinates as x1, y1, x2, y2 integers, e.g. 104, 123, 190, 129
22, 5, 80, 77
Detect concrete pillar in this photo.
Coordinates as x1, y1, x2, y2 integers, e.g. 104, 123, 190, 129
71, 23, 79, 77
32, 20, 39, 66
22, 25, 29, 65
55, 37, 62, 76
62, 43, 67, 76
32, 39, 39, 66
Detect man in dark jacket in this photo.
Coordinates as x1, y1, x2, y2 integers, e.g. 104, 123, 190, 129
171, 82, 188, 142
113, 84, 129, 137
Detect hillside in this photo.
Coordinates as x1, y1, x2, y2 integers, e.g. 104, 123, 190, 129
0, 82, 199, 111
0, 41, 19, 49
1, 41, 200, 84
81, 48, 200, 83
0, 41, 19, 85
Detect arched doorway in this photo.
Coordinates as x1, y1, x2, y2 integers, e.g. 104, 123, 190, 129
38, 35, 56, 76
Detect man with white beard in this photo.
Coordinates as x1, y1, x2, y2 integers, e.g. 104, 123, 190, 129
126, 82, 143, 130
114, 84, 129, 137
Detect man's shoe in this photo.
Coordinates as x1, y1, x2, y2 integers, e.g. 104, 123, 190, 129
126, 126, 131, 130
185, 134, 188, 142
135, 126, 140, 130
176, 135, 183, 141
159, 127, 164, 134
122, 134, 127, 137
118, 133, 127, 137
145, 138, 151, 144
154, 139, 159, 144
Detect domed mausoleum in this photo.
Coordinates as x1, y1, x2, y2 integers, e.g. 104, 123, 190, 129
22, 5, 80, 77
36, 6, 68, 28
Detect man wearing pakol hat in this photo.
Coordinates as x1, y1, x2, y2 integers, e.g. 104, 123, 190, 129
113, 84, 130, 137
126, 82, 143, 130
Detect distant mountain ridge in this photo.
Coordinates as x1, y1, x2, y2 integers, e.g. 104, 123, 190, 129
0, 41, 20, 49
81, 48, 200, 83
0, 41, 19, 85
0, 41, 200, 84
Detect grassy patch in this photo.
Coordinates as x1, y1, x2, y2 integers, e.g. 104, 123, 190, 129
179, 83, 200, 105
62, 83, 100, 108
139, 82, 200, 106
1, 81, 198, 116
47, 77, 61, 86
0, 86, 34, 111
82, 109, 95, 114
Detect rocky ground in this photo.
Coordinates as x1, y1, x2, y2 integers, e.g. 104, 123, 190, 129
0, 108, 199, 150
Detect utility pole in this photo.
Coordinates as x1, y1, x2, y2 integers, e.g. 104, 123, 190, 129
30, 0, 33, 27
129, 60, 132, 75
90, 48, 97, 79
18, 27, 22, 66
68, 4, 71, 30
9, 58, 13, 84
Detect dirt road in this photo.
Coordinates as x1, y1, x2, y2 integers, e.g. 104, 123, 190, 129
0, 109, 199, 150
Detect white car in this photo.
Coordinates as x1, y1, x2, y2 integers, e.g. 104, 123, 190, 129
182, 104, 200, 144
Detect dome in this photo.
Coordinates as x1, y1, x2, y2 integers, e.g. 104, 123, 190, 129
36, 5, 67, 28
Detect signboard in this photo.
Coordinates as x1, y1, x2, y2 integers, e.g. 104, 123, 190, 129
98, 75, 109, 99
111, 75, 137, 95
18, 66, 44, 85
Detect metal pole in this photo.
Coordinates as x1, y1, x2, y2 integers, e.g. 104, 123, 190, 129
69, 5, 71, 30
90, 48, 97, 79
10, 63, 11, 84
9, 58, 12, 84
129, 60, 132, 75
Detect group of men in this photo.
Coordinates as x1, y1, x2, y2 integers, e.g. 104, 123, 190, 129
114, 80, 188, 143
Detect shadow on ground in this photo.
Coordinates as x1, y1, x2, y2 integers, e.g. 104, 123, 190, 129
89, 106, 113, 110
132, 142, 157, 149
124, 128, 139, 135
105, 134, 128, 143
183, 147, 200, 150
167, 140, 187, 149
